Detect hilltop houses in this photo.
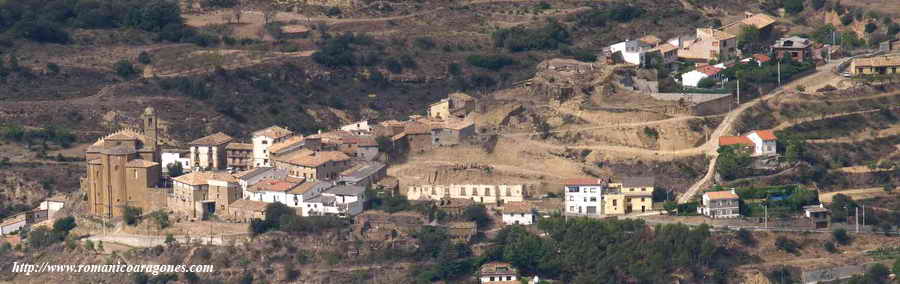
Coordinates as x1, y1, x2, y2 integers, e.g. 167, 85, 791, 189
698, 190, 740, 219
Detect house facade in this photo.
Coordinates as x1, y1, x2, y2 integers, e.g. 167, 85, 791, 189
502, 201, 535, 225
406, 184, 527, 204
252, 126, 294, 168
719, 130, 777, 156
171, 171, 240, 219
610, 39, 653, 66
479, 262, 519, 283
699, 190, 740, 218
272, 150, 352, 181
772, 36, 812, 62
564, 178, 606, 216
850, 55, 900, 75
681, 64, 724, 87
225, 142, 253, 171
337, 161, 387, 189
189, 132, 233, 170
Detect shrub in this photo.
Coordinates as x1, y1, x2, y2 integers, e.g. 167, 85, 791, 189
448, 63, 462, 76
326, 7, 342, 16
560, 46, 597, 62
697, 77, 717, 88
643, 127, 659, 139
735, 229, 755, 246
832, 228, 851, 245
14, 20, 70, 44
466, 54, 516, 71
52, 216, 77, 234
46, 63, 60, 74
824, 241, 837, 253
114, 60, 138, 78
493, 19, 569, 52
123, 206, 142, 225
138, 51, 152, 64
413, 37, 435, 50
783, 0, 804, 14
775, 236, 800, 254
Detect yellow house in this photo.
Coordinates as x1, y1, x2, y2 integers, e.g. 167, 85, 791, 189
850, 56, 900, 75
602, 177, 655, 215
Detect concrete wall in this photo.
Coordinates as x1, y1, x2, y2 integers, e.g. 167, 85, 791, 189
407, 184, 526, 204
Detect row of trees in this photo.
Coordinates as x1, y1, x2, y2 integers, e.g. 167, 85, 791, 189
249, 203, 347, 236
0, 0, 186, 44
0, 124, 76, 148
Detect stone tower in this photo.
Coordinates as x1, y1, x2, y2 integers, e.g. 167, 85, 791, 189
141, 107, 159, 161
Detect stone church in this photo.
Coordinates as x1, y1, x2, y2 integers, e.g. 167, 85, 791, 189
82, 107, 168, 218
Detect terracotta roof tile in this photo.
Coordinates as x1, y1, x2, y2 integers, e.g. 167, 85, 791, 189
480, 261, 518, 276
276, 150, 350, 168
697, 65, 723, 76
189, 132, 233, 146
742, 13, 776, 29
752, 130, 777, 141
752, 53, 772, 63
705, 190, 738, 200
252, 126, 293, 139
718, 136, 753, 146
225, 143, 253, 150
503, 201, 534, 214
173, 171, 237, 186
404, 122, 432, 135
248, 178, 303, 193
269, 136, 305, 154
638, 35, 662, 46
229, 199, 269, 212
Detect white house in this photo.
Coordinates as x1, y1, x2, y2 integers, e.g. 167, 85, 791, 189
161, 150, 191, 173
746, 130, 778, 156
479, 262, 518, 283
339, 120, 373, 135
609, 39, 652, 66
681, 64, 724, 87
303, 185, 366, 217
502, 202, 535, 225
0, 218, 26, 236
235, 167, 288, 193
39, 198, 65, 218
698, 190, 740, 219
564, 178, 607, 216
252, 126, 294, 168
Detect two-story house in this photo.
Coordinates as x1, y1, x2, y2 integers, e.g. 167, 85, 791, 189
189, 132, 233, 170
501, 201, 535, 225
252, 126, 294, 168
272, 150, 352, 181
478, 262, 519, 283
171, 171, 241, 219
772, 36, 812, 63
719, 130, 778, 156
564, 178, 608, 216
610, 39, 654, 66
699, 190, 740, 218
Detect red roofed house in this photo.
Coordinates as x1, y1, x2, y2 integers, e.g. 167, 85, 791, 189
719, 130, 777, 156
681, 65, 724, 87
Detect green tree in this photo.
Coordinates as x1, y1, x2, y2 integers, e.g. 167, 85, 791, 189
84, 239, 95, 251
52, 216, 77, 234
412, 226, 450, 259
893, 257, 900, 275
114, 59, 138, 78
811, 0, 826, 10
165, 233, 176, 245
149, 210, 170, 229
737, 25, 762, 52
166, 162, 184, 177
46, 63, 60, 74
784, 0, 804, 14
736, 228, 756, 246
832, 228, 851, 245
463, 205, 491, 229
865, 22, 878, 33
263, 202, 294, 230
123, 206, 142, 225
663, 201, 677, 214
716, 145, 753, 180
138, 51, 152, 64
697, 77, 717, 88
28, 227, 64, 248
823, 241, 837, 253
775, 236, 799, 254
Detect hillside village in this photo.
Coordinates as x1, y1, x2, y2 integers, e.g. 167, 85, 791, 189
1, 0, 900, 283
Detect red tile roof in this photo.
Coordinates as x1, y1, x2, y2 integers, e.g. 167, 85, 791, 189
248, 178, 303, 193
705, 190, 739, 200
718, 136, 753, 146
752, 54, 771, 63
752, 130, 777, 141
697, 65, 723, 76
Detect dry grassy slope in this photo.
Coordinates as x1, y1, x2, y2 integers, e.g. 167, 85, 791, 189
0, 231, 415, 283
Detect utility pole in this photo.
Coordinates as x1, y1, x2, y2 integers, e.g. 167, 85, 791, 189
777, 60, 782, 87
736, 80, 741, 105
855, 206, 859, 233
862, 204, 866, 232
764, 204, 768, 229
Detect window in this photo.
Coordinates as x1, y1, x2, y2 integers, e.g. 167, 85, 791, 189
612, 200, 617, 206
262, 141, 268, 144
590, 197, 596, 202
569, 196, 574, 201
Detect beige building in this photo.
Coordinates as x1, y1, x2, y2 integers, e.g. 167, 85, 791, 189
272, 150, 352, 181
226, 199, 268, 222
189, 132, 233, 170
171, 171, 241, 219
603, 177, 654, 215
406, 184, 527, 204
82, 107, 166, 218
225, 143, 253, 171
850, 55, 900, 75
678, 28, 737, 63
